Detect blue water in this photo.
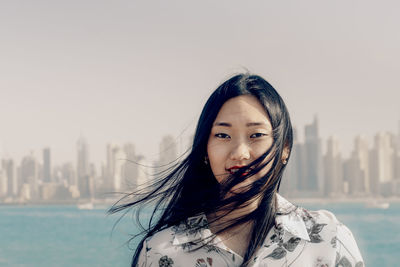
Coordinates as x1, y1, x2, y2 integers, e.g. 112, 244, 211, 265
301, 202, 400, 267
0, 202, 399, 266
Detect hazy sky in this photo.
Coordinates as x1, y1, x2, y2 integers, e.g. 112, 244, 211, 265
1, 0, 399, 166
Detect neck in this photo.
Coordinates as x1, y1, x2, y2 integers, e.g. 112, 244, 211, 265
205, 192, 277, 258
206, 193, 262, 235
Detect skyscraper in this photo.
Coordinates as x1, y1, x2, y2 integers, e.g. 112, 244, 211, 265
280, 127, 302, 196
2, 159, 16, 197
20, 153, 39, 200
159, 135, 178, 167
350, 135, 370, 195
61, 162, 77, 187
122, 143, 138, 191
0, 168, 6, 197
106, 143, 126, 192
369, 132, 395, 196
135, 155, 149, 189
77, 135, 90, 198
323, 136, 343, 196
303, 116, 324, 195
43, 148, 51, 183
395, 121, 400, 181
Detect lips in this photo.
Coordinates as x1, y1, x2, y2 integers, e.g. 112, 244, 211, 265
227, 166, 252, 176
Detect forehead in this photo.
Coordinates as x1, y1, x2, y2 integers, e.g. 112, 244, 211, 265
214, 95, 271, 125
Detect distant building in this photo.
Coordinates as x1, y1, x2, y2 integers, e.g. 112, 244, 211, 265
303, 116, 324, 196
19, 183, 31, 201
2, 159, 17, 197
349, 136, 370, 195
43, 148, 51, 183
61, 162, 77, 187
323, 136, 343, 196
77, 136, 90, 198
394, 121, 400, 181
106, 143, 126, 192
135, 155, 150, 189
122, 143, 138, 191
0, 169, 6, 197
39, 183, 71, 200
369, 132, 395, 196
159, 135, 178, 167
105, 143, 116, 191
20, 153, 39, 199
280, 127, 302, 197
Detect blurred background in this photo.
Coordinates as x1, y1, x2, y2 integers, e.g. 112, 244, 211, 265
0, 0, 399, 266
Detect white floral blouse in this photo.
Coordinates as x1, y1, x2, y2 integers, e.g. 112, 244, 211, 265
137, 194, 364, 267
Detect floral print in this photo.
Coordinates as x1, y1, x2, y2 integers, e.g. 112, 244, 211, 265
137, 194, 364, 266
159, 255, 174, 267
195, 257, 213, 267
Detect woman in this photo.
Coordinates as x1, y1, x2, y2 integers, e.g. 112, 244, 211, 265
110, 74, 364, 267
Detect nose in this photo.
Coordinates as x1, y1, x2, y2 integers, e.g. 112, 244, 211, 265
229, 141, 251, 161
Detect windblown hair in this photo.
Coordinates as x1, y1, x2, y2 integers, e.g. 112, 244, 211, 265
109, 73, 293, 267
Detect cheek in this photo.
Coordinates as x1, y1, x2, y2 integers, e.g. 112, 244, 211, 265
207, 140, 226, 164
256, 152, 276, 180
207, 143, 229, 183
252, 139, 273, 156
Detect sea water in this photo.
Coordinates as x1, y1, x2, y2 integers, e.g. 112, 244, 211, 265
0, 202, 399, 266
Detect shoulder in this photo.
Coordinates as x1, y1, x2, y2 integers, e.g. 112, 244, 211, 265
276, 195, 341, 243
276, 194, 349, 239
309, 209, 364, 266
274, 195, 364, 265
136, 226, 178, 267
138, 215, 210, 263
297, 205, 357, 244
144, 225, 176, 250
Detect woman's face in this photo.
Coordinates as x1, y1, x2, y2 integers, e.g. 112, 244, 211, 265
207, 95, 275, 193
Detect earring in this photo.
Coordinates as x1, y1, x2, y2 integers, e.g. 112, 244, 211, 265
204, 156, 209, 165
282, 158, 287, 165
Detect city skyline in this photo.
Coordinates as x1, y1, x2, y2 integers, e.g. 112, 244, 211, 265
1, 116, 400, 203
1, 0, 400, 166
1, 115, 399, 167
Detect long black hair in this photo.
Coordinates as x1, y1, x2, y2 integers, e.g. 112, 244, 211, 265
109, 73, 293, 267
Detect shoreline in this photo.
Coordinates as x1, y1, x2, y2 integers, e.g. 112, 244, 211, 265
0, 198, 119, 207
288, 196, 400, 204
1, 196, 400, 206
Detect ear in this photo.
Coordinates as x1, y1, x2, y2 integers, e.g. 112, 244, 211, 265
281, 143, 290, 162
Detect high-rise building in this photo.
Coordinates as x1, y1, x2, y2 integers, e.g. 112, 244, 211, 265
122, 143, 138, 191
303, 116, 324, 195
369, 132, 395, 196
398, 120, 400, 151
395, 121, 400, 181
349, 136, 370, 195
375, 132, 394, 183
280, 127, 302, 196
43, 148, 51, 183
135, 155, 149, 189
106, 143, 126, 192
2, 159, 17, 197
20, 153, 39, 200
323, 136, 343, 196
159, 135, 178, 167
77, 136, 90, 198
61, 162, 77, 187
0, 168, 6, 197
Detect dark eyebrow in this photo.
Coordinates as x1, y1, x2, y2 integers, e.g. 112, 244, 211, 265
213, 122, 231, 127
246, 122, 268, 127
213, 122, 268, 127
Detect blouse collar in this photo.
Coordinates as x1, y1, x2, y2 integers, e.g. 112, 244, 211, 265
172, 194, 311, 247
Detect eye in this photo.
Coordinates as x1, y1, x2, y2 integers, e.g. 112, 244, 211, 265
215, 133, 231, 139
250, 133, 267, 138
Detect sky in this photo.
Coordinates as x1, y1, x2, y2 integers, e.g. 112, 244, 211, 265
0, 0, 399, 167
